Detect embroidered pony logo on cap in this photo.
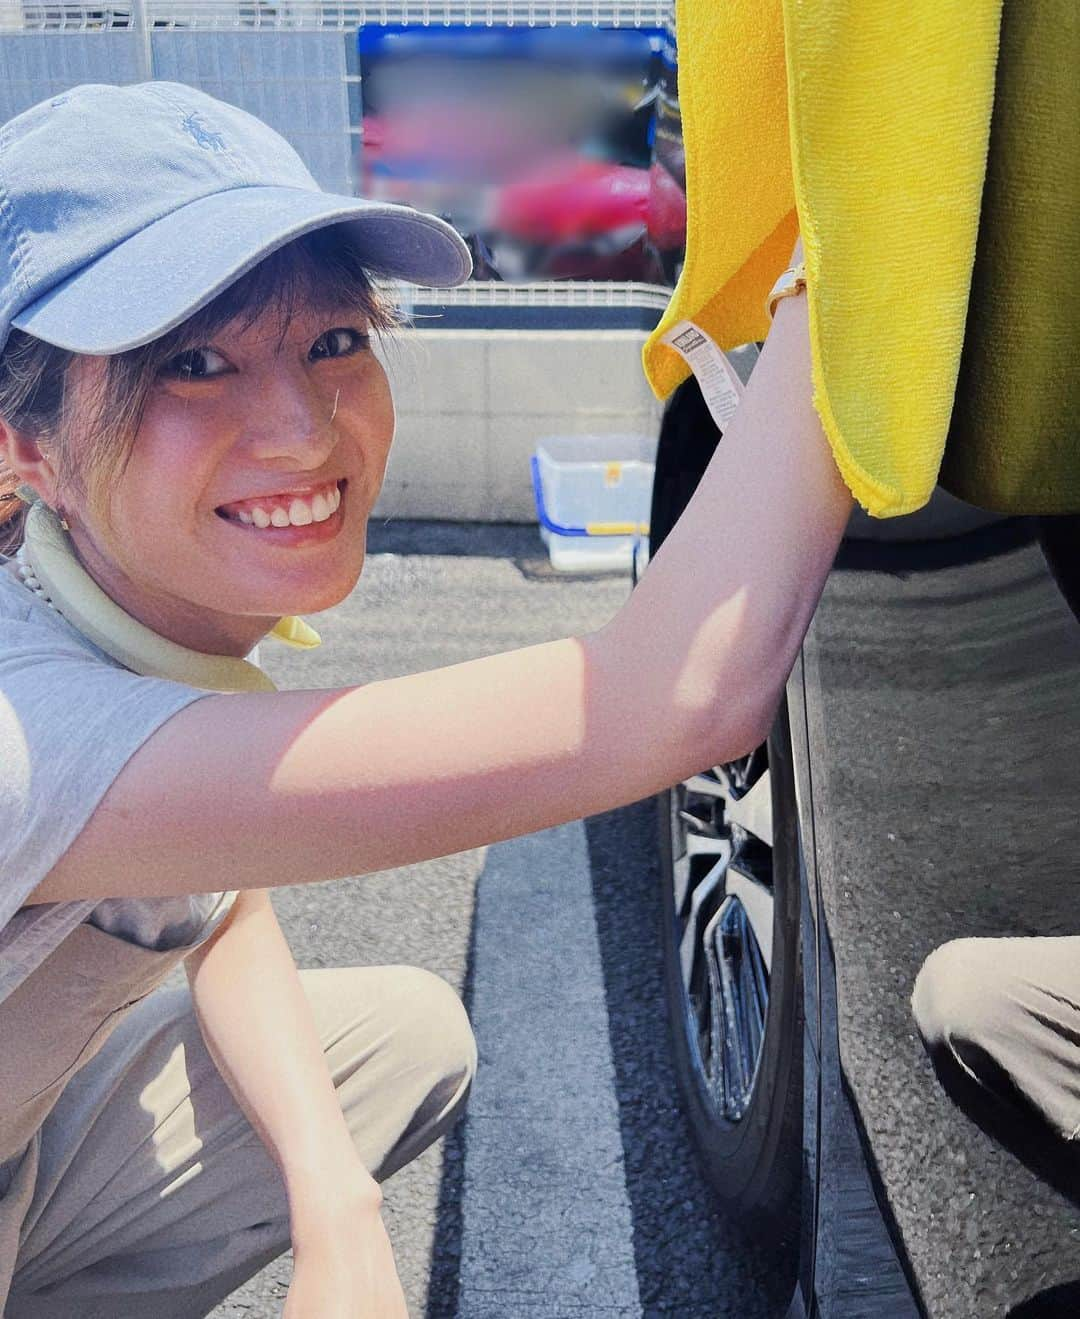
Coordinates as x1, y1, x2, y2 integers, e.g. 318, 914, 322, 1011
181, 112, 226, 152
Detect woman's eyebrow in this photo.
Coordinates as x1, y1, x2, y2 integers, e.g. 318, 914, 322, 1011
286, 310, 373, 336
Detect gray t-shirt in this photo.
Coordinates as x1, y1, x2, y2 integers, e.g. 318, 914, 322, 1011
0, 561, 234, 1005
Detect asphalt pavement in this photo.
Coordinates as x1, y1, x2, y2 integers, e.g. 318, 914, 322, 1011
206, 520, 773, 1318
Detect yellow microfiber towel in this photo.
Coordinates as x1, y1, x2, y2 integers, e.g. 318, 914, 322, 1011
643, 0, 1003, 518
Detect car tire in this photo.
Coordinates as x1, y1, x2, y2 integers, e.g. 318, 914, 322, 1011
650, 376, 803, 1254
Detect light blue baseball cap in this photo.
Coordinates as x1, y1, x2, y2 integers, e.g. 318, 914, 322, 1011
0, 81, 472, 356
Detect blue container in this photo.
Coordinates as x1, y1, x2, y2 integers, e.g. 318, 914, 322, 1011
531, 433, 656, 573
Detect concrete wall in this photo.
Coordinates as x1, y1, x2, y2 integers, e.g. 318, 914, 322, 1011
374, 328, 663, 523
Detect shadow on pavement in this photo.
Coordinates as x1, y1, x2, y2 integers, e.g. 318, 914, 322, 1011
367, 519, 541, 562
423, 799, 777, 1317
584, 801, 778, 1318
424, 911, 476, 1319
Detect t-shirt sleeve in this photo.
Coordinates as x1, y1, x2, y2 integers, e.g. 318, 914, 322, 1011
0, 616, 212, 926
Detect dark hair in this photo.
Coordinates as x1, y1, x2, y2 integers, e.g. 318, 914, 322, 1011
0, 226, 398, 554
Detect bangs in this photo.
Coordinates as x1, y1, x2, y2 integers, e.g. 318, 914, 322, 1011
120, 225, 400, 372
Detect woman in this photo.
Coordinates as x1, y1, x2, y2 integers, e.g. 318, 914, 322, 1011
0, 82, 851, 1316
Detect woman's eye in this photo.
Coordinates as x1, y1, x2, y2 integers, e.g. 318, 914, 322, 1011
160, 347, 229, 380
310, 327, 370, 361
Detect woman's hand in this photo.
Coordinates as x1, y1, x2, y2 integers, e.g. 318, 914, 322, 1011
285, 1196, 408, 1318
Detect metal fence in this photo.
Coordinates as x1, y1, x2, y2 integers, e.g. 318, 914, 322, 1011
4, 1, 673, 29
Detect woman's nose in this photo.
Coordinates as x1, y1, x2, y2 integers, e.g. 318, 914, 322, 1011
243, 373, 337, 468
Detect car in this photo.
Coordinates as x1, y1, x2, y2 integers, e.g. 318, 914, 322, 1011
648, 368, 1080, 1318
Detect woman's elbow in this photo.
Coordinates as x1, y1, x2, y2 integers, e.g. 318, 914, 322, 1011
693, 663, 788, 770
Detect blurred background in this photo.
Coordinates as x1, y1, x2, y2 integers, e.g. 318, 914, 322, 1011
356, 23, 684, 284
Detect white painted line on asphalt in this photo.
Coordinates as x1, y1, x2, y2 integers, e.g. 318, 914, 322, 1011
457, 820, 642, 1318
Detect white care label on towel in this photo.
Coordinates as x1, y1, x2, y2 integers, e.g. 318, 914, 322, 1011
661, 320, 745, 431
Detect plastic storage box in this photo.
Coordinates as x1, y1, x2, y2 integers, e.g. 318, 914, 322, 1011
531, 433, 656, 574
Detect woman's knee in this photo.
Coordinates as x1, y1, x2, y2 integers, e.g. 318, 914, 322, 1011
912, 937, 1080, 1160
390, 965, 477, 1100
911, 937, 1006, 1064
309, 963, 476, 1177
911, 937, 1062, 1114
307, 962, 476, 1095
358, 966, 476, 1179
912, 939, 986, 1049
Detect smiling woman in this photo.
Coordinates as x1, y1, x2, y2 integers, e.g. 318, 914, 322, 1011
1, 226, 394, 515
0, 81, 852, 1317
0, 228, 400, 652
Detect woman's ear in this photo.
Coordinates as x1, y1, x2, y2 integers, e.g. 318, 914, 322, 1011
0, 418, 61, 506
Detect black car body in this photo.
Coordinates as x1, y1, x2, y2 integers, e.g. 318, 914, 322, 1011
649, 371, 1080, 1319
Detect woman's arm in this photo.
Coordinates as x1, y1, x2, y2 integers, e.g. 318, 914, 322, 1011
29, 288, 852, 904
183, 887, 407, 1313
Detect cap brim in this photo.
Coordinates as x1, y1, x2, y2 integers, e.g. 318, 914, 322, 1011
11, 186, 473, 353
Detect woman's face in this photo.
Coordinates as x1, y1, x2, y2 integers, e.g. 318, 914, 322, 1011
60, 302, 395, 655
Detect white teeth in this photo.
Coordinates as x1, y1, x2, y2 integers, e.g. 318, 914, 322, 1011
228, 484, 340, 529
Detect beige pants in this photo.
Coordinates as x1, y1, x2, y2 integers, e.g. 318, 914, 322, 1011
0, 922, 476, 1317
912, 935, 1080, 1201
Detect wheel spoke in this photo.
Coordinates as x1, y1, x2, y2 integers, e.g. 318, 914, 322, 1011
670, 780, 728, 915
704, 896, 771, 1120
683, 772, 728, 799
678, 853, 728, 993
723, 768, 773, 848
725, 865, 774, 972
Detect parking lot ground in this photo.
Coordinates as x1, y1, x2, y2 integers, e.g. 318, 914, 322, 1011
209, 521, 776, 1318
